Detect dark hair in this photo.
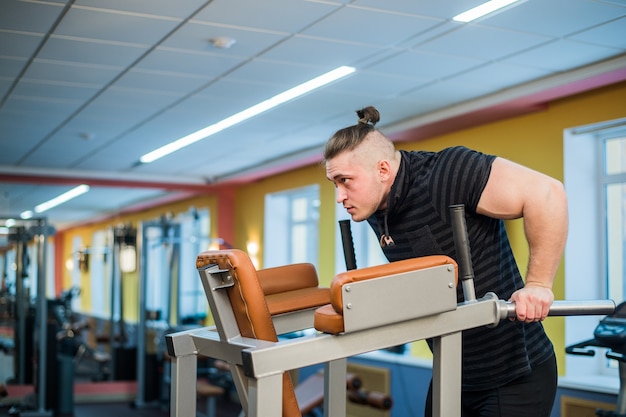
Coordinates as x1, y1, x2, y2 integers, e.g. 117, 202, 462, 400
323, 106, 380, 161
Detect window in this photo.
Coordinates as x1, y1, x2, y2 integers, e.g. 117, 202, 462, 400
178, 208, 211, 323
603, 135, 626, 304
264, 185, 320, 268
564, 117, 626, 386
88, 231, 108, 317
69, 236, 83, 313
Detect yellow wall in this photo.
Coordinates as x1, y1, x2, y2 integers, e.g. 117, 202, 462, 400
60, 194, 218, 321
234, 163, 337, 286
58, 80, 626, 373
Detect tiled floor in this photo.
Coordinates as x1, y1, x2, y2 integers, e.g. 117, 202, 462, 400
0, 396, 242, 417
0, 381, 242, 417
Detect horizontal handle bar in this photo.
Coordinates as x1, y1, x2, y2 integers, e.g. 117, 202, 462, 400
504, 299, 615, 319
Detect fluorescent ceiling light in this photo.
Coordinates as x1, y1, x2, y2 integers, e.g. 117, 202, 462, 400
139, 65, 356, 164
453, 0, 523, 22
29, 184, 90, 215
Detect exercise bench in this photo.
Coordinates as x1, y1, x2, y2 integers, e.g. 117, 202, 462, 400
167, 208, 616, 417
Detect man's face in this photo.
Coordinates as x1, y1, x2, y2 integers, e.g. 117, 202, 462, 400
325, 150, 386, 222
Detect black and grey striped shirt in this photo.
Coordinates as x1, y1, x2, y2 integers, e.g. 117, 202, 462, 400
367, 146, 554, 391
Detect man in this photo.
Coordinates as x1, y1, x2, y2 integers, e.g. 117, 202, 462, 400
324, 106, 568, 417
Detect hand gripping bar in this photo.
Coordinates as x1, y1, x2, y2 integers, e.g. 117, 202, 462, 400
500, 299, 616, 320
448, 204, 616, 319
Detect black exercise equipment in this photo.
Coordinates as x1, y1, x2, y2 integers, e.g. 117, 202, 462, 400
566, 301, 626, 417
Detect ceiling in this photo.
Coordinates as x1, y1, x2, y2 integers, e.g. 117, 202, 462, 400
1, 0, 626, 231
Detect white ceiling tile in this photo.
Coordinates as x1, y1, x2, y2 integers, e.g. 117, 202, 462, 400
445, 62, 552, 91
484, 0, 626, 38
136, 48, 244, 76
373, 97, 445, 128
192, 0, 340, 33
113, 69, 209, 95
260, 36, 379, 67
569, 16, 626, 49
0, 57, 28, 78
400, 79, 496, 109
418, 25, 552, 61
52, 115, 135, 145
161, 21, 289, 58
227, 60, 344, 89
326, 70, 429, 100
197, 78, 289, 105
12, 79, 100, 101
352, 0, 486, 19
39, 37, 148, 66
302, 6, 443, 46
0, 97, 81, 140
0, 0, 65, 33
54, 6, 182, 45
21, 133, 107, 168
0, 80, 11, 98
0, 32, 45, 58
24, 59, 120, 86
503, 39, 624, 72
366, 50, 485, 81
76, 0, 209, 19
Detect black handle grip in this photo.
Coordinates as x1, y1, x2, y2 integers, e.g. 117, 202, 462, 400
449, 204, 474, 283
449, 204, 477, 301
339, 219, 357, 271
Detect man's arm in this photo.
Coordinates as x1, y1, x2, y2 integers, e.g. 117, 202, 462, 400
476, 157, 568, 322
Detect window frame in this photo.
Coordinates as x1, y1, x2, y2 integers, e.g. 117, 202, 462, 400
563, 118, 626, 387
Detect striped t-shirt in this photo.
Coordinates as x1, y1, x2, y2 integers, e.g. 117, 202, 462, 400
366, 146, 554, 390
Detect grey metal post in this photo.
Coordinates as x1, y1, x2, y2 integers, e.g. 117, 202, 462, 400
34, 219, 52, 416
432, 332, 462, 417
107, 227, 117, 380
169, 353, 198, 417
13, 228, 26, 385
135, 221, 147, 407
324, 358, 347, 416
22, 219, 53, 417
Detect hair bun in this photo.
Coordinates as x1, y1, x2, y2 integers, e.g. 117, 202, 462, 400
356, 106, 380, 126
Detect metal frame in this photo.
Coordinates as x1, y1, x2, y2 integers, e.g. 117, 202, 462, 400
3, 217, 54, 417
167, 258, 513, 417
166, 256, 616, 417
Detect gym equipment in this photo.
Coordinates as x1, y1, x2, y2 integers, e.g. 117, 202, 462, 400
566, 302, 626, 417
166, 205, 616, 417
135, 211, 212, 408
2, 218, 54, 417
51, 287, 111, 381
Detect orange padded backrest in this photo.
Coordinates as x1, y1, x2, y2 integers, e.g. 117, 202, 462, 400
314, 255, 458, 334
257, 263, 330, 316
329, 255, 457, 313
257, 263, 319, 295
196, 249, 301, 417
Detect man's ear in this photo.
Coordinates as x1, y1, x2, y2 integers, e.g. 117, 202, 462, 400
378, 160, 391, 181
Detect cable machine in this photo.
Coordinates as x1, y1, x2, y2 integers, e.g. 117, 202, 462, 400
107, 224, 137, 381
134, 215, 180, 408
135, 209, 210, 408
2, 217, 54, 417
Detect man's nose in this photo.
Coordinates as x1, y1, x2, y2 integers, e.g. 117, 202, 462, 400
336, 188, 346, 204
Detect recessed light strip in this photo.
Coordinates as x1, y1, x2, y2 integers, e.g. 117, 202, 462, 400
20, 184, 90, 219
139, 65, 356, 164
453, 0, 523, 23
